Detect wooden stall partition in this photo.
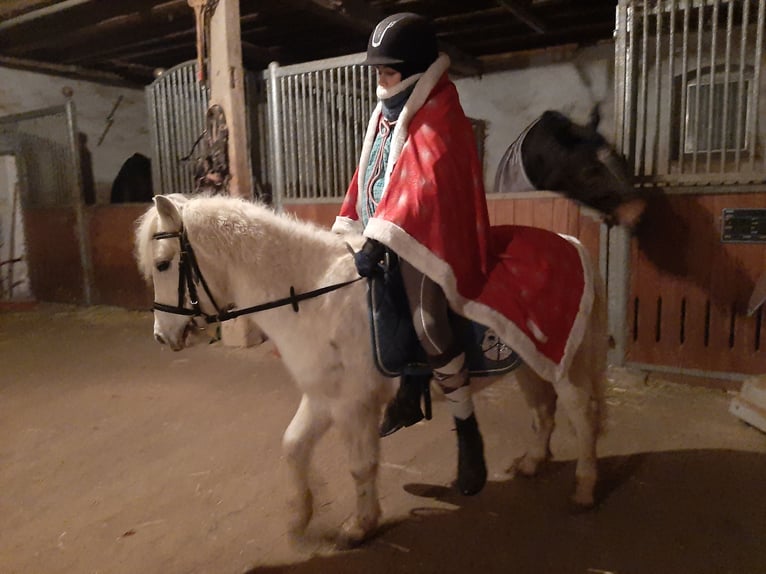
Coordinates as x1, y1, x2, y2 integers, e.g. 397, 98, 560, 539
282, 201, 343, 230
22, 206, 84, 304
88, 205, 152, 310
487, 194, 602, 263
627, 193, 766, 377
283, 195, 602, 266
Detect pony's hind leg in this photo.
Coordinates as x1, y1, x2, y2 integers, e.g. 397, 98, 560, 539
334, 401, 382, 548
552, 375, 600, 508
282, 394, 332, 536
510, 364, 557, 477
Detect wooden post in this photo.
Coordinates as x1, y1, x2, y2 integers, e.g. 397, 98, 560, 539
207, 0, 262, 347
208, 0, 252, 199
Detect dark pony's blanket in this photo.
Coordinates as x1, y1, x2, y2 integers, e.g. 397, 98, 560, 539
368, 255, 522, 378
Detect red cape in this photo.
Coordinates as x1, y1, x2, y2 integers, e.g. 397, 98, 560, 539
333, 56, 593, 381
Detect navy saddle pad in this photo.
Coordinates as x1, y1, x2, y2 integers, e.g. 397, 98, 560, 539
367, 256, 522, 378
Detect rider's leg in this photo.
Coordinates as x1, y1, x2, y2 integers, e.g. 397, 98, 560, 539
433, 355, 487, 495
382, 261, 486, 494
379, 259, 458, 436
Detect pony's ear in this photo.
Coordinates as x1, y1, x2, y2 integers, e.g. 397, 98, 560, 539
154, 195, 183, 229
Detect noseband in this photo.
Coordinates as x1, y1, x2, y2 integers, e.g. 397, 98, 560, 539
150, 229, 362, 324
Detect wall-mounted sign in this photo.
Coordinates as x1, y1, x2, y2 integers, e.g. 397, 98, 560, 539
721, 208, 766, 243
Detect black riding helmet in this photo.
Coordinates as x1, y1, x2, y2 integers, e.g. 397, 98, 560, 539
363, 13, 439, 79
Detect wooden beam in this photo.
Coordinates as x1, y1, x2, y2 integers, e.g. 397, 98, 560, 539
2, 1, 192, 58
496, 0, 548, 34
0, 54, 140, 87
67, 26, 197, 65
307, 0, 383, 32
208, 0, 252, 199
0, 0, 163, 49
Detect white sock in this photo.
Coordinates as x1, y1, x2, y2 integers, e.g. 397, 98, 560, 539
444, 385, 474, 420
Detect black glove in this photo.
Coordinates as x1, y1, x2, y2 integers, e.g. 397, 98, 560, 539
354, 239, 386, 277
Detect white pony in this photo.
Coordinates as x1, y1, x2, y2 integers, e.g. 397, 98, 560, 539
135, 194, 607, 547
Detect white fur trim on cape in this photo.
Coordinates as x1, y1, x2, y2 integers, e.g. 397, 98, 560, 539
332, 215, 363, 235
376, 72, 422, 100
365, 217, 595, 383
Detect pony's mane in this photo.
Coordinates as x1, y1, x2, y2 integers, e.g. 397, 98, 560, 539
134, 204, 159, 281
134, 195, 344, 281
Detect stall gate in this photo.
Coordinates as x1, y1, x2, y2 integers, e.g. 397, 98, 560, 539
0, 103, 89, 304
614, 0, 766, 381
264, 53, 377, 224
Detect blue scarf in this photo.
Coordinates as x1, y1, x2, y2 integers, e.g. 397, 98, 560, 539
381, 83, 416, 122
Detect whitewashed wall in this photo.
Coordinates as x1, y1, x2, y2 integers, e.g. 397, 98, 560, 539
0, 66, 149, 204
454, 43, 616, 193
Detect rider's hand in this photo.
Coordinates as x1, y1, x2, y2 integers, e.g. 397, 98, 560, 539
354, 239, 386, 277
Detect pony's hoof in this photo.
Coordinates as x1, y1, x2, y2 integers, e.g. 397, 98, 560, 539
570, 491, 596, 509
571, 476, 597, 508
511, 453, 545, 477
336, 517, 376, 549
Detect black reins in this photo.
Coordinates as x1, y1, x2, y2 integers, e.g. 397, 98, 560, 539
151, 229, 362, 324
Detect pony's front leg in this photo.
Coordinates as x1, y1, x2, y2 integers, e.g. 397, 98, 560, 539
510, 365, 557, 477
335, 402, 381, 548
282, 394, 331, 536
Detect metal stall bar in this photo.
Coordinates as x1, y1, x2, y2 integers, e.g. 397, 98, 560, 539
750, 0, 765, 173
65, 100, 91, 305
652, 2, 662, 176
267, 63, 285, 212
329, 68, 340, 197
666, 0, 676, 175
704, 0, 719, 173
614, 1, 628, 154
285, 75, 296, 199
734, 0, 750, 171
691, 1, 704, 173
299, 73, 308, 199
720, 0, 734, 173
679, 0, 690, 174
637, 0, 649, 179
320, 70, 329, 199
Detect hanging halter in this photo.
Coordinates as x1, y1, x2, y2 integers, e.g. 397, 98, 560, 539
151, 229, 362, 324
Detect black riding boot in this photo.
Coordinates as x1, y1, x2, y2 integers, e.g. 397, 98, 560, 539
455, 414, 487, 496
379, 373, 429, 438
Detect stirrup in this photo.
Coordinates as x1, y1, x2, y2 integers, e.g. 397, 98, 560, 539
379, 373, 432, 438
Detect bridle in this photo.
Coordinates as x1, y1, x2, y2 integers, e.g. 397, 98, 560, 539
151, 228, 363, 324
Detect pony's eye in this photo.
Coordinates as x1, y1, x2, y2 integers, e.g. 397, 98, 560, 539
156, 260, 171, 272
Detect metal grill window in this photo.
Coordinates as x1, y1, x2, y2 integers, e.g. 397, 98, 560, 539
684, 74, 752, 153
615, 0, 766, 187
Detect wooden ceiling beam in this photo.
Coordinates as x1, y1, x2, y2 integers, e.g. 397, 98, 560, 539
0, 54, 139, 87
2, 1, 192, 58
496, 0, 549, 34
0, 0, 165, 50
306, 0, 383, 33
67, 26, 196, 65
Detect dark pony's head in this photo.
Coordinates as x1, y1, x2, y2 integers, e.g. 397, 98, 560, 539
521, 107, 645, 228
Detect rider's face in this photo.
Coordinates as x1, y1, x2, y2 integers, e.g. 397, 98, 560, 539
376, 66, 402, 89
